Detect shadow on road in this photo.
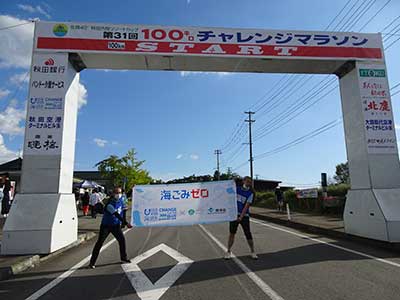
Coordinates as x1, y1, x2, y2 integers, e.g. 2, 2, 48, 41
1, 241, 396, 299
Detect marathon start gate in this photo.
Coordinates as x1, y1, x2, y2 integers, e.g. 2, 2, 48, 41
3, 21, 400, 254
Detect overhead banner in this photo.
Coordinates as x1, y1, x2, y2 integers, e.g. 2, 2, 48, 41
34, 21, 383, 60
132, 180, 237, 227
357, 63, 398, 154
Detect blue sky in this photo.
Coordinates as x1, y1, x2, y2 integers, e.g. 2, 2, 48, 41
0, 0, 400, 185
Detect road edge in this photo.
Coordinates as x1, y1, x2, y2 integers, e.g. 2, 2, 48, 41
250, 212, 400, 253
0, 231, 96, 282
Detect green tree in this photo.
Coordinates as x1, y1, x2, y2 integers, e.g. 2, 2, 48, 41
219, 167, 240, 180
95, 148, 152, 190
334, 162, 349, 184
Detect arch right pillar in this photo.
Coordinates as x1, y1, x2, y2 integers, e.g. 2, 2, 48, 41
339, 60, 400, 242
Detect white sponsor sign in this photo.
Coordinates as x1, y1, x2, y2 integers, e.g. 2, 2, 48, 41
24, 53, 67, 155
296, 188, 318, 199
358, 64, 398, 154
132, 180, 237, 227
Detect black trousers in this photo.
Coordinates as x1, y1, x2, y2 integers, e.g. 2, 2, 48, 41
90, 205, 97, 218
229, 216, 253, 240
1, 194, 10, 215
90, 224, 127, 265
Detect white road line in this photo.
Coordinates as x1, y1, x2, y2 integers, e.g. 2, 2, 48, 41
122, 243, 193, 300
198, 224, 285, 300
25, 229, 132, 300
251, 219, 400, 268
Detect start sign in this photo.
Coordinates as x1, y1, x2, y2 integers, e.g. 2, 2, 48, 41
34, 22, 383, 60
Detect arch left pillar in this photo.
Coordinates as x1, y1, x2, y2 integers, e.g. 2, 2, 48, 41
2, 52, 79, 254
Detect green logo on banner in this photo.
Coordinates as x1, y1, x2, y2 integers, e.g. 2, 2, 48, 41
359, 68, 386, 77
53, 24, 68, 37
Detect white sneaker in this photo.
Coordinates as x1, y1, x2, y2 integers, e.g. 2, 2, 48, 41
251, 252, 258, 260
224, 252, 232, 260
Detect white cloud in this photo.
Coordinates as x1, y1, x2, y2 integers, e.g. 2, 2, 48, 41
180, 71, 231, 77
76, 81, 88, 109
0, 88, 10, 99
176, 154, 183, 159
93, 138, 108, 147
0, 134, 18, 163
190, 154, 199, 160
396, 124, 400, 130
9, 72, 29, 85
17, 4, 51, 19
0, 102, 26, 136
68, 80, 88, 110
0, 15, 34, 69
111, 141, 119, 145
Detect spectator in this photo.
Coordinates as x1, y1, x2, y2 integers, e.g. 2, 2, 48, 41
82, 191, 90, 216
89, 189, 101, 218
275, 187, 284, 212
1, 175, 11, 217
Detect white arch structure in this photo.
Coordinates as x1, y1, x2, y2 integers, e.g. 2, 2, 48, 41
2, 21, 400, 254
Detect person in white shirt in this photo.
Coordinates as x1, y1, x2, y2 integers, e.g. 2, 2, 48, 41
89, 189, 101, 218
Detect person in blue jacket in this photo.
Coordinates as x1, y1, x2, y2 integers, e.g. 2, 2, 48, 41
225, 176, 258, 260
89, 187, 132, 269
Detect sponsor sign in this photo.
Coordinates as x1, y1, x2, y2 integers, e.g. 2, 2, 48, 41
132, 180, 237, 227
24, 53, 68, 155
296, 188, 318, 199
358, 63, 397, 154
34, 22, 383, 60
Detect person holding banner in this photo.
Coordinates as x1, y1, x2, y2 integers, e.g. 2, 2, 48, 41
89, 187, 132, 269
225, 176, 258, 260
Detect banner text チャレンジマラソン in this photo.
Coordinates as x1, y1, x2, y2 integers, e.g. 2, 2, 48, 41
34, 22, 383, 60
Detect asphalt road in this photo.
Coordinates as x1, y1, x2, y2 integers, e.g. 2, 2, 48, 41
1, 218, 400, 300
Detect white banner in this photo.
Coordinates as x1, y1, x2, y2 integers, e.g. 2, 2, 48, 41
358, 64, 398, 154
296, 188, 318, 199
34, 21, 383, 61
132, 180, 237, 227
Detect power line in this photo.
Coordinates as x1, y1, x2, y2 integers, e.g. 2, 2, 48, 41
230, 0, 357, 150
385, 32, 400, 50
253, 75, 335, 136
332, 0, 362, 31
222, 143, 247, 167
251, 0, 380, 136
391, 82, 400, 91
324, 0, 354, 30
0, 20, 35, 31
254, 119, 342, 160
254, 79, 338, 141
342, 0, 377, 31
251, 0, 393, 145
220, 0, 394, 168
337, 0, 370, 31
359, 0, 392, 31
382, 15, 400, 32
233, 119, 341, 171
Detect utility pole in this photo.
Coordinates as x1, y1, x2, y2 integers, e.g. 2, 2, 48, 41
214, 149, 222, 180
245, 111, 255, 185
